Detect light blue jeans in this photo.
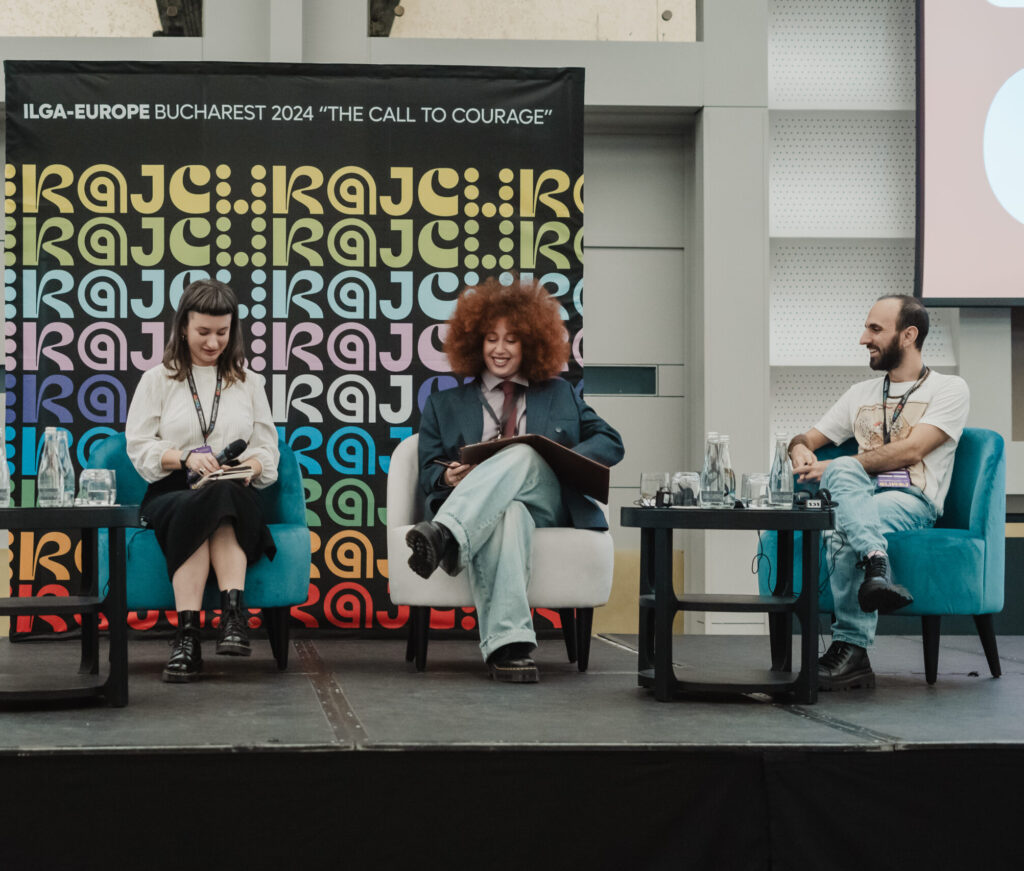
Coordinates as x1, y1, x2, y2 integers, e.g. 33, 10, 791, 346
821, 456, 937, 649
434, 444, 568, 661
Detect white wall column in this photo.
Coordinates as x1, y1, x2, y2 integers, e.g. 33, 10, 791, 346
692, 106, 771, 631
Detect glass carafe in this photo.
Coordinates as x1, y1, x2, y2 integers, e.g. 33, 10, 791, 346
37, 427, 62, 507
700, 432, 722, 507
717, 434, 737, 505
768, 433, 794, 507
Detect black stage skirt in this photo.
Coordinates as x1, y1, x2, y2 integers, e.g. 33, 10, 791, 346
140, 469, 277, 580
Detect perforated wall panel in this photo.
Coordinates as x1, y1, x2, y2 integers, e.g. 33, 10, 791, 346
769, 112, 916, 238
770, 239, 957, 366
771, 368, 878, 438
769, 0, 916, 109
771, 364, 963, 441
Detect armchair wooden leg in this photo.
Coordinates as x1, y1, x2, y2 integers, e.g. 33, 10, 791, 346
559, 608, 578, 664
576, 608, 594, 673
409, 606, 429, 672
973, 614, 1002, 678
263, 606, 291, 671
405, 610, 417, 662
921, 615, 941, 685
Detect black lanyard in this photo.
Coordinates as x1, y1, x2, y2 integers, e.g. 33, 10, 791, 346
882, 365, 929, 444
477, 381, 521, 437
186, 367, 222, 443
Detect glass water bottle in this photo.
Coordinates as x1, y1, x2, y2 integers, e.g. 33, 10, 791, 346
37, 427, 62, 507
769, 433, 794, 507
700, 432, 721, 506
717, 434, 737, 505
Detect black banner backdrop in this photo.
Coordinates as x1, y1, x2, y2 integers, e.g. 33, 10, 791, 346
2, 61, 584, 637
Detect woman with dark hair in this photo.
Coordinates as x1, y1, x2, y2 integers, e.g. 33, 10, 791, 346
406, 278, 624, 683
126, 279, 280, 682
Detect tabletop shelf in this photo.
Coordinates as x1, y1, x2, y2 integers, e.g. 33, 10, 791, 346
639, 667, 799, 695
0, 506, 139, 708
0, 595, 103, 617
638, 593, 799, 613
0, 504, 140, 530
620, 505, 833, 531
624, 503, 829, 704
0, 673, 111, 703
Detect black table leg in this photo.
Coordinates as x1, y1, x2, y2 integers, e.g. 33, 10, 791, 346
769, 531, 794, 672
104, 527, 128, 707
793, 529, 820, 704
637, 527, 656, 680
78, 529, 99, 675
652, 527, 675, 702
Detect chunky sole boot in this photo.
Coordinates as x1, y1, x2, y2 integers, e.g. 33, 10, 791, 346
856, 552, 914, 613
817, 640, 876, 691
819, 664, 876, 691
488, 657, 540, 683
163, 611, 203, 682
486, 643, 540, 683
405, 521, 459, 578
858, 578, 914, 614
216, 589, 252, 656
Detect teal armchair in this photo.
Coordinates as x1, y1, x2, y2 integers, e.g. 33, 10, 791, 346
89, 433, 312, 669
757, 427, 1005, 684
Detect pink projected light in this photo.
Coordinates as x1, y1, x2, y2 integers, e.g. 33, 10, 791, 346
919, 0, 1024, 305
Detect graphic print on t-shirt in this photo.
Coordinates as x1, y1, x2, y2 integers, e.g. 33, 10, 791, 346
853, 400, 928, 490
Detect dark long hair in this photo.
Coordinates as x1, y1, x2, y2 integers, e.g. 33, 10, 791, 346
162, 279, 247, 384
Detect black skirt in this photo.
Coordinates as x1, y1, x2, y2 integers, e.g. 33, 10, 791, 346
140, 469, 277, 581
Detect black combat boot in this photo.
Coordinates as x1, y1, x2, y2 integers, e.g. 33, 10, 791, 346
163, 610, 203, 682
217, 589, 251, 656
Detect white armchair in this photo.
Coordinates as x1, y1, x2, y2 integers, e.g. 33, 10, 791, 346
386, 434, 615, 671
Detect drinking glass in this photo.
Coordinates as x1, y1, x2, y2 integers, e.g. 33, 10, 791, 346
670, 472, 701, 507
639, 472, 669, 505
77, 469, 117, 506
740, 472, 771, 508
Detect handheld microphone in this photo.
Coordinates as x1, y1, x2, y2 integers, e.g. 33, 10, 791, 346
216, 439, 247, 465
186, 439, 248, 486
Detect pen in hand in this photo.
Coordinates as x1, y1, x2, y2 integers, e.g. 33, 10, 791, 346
432, 457, 474, 487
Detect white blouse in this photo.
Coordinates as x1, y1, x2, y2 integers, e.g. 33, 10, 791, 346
125, 364, 279, 488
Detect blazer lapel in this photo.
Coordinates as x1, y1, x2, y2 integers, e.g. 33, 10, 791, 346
525, 381, 554, 435
456, 383, 484, 445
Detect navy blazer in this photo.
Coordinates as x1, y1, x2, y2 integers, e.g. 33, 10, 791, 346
417, 377, 624, 530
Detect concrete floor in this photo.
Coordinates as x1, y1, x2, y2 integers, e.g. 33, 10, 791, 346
0, 630, 1019, 752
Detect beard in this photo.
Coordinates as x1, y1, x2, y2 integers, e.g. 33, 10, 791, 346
868, 334, 904, 371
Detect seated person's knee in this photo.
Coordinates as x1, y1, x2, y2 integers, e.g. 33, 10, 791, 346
821, 454, 862, 487
499, 443, 541, 467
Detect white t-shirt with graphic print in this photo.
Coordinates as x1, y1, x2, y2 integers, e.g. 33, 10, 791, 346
814, 370, 970, 513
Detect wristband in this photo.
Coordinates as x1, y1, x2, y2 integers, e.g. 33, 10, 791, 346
180, 449, 193, 470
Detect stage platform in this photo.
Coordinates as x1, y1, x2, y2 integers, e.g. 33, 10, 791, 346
2, 631, 1021, 869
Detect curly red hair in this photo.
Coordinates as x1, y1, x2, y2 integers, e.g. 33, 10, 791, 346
444, 278, 569, 381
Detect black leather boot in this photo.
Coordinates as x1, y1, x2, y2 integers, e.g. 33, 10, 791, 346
163, 611, 202, 683
857, 552, 914, 613
486, 642, 540, 683
405, 521, 460, 578
818, 640, 875, 691
217, 589, 251, 656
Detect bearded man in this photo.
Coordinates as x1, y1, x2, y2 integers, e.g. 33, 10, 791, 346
788, 295, 969, 690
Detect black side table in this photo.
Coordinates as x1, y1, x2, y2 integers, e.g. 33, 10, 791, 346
0, 505, 140, 707
620, 505, 834, 704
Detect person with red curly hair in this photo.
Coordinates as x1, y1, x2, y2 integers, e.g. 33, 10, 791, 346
405, 278, 624, 683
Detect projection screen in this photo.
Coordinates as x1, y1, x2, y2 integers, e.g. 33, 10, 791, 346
918, 0, 1024, 306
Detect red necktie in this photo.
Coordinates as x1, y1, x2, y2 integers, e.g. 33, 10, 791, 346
500, 381, 518, 438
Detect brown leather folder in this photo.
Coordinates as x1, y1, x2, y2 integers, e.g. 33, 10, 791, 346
459, 434, 610, 503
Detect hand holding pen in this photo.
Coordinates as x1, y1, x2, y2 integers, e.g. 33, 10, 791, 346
431, 457, 475, 488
